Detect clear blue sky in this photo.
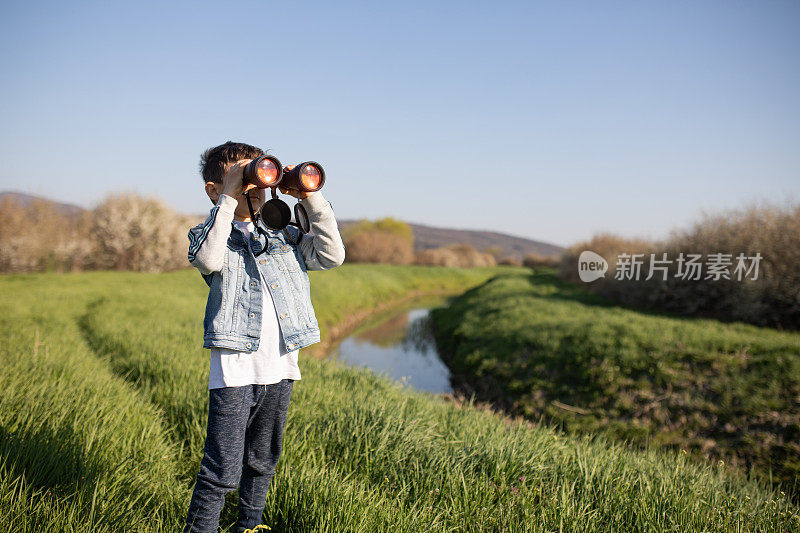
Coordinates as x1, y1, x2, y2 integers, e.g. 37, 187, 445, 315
1, 1, 798, 247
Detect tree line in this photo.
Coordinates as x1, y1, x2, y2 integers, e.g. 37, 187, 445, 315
0, 193, 548, 273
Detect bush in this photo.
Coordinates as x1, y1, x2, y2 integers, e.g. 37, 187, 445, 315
342, 229, 414, 264
0, 197, 94, 273
0, 193, 201, 273
341, 217, 413, 245
523, 253, 561, 269
558, 202, 800, 330
559, 233, 654, 284
92, 192, 200, 272
498, 256, 522, 266
341, 217, 415, 264
481, 246, 504, 261
414, 244, 496, 268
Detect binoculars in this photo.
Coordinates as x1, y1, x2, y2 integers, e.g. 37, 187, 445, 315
241, 156, 326, 251
244, 156, 325, 192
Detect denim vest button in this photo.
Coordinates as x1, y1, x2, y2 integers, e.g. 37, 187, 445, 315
251, 280, 258, 287
246, 342, 252, 349
249, 312, 255, 318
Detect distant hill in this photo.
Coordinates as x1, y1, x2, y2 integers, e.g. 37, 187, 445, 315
0, 190, 85, 218
2, 191, 563, 260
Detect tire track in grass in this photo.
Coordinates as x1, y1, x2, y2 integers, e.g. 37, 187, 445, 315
76, 293, 211, 482
0, 284, 186, 531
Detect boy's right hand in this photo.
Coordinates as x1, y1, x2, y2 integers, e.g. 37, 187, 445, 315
221, 159, 256, 198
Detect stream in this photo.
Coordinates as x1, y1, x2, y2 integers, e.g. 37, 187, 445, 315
327, 295, 455, 395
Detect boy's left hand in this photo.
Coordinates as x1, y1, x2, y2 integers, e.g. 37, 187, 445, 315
279, 165, 316, 199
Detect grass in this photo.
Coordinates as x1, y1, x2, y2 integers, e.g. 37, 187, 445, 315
430, 267, 800, 501
0, 264, 798, 531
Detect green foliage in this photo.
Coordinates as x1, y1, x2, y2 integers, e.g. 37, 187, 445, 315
431, 267, 800, 499
342, 217, 414, 246
0, 266, 798, 531
481, 246, 503, 259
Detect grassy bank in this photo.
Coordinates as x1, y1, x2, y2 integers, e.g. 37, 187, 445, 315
430, 267, 800, 499
1, 265, 798, 531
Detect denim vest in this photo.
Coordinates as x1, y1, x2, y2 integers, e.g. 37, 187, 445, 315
200, 224, 321, 352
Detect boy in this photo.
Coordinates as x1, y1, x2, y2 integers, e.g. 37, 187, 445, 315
184, 141, 346, 532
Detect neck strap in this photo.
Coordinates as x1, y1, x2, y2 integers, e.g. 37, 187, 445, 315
243, 191, 270, 256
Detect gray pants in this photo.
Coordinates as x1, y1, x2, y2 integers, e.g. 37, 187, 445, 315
184, 379, 295, 533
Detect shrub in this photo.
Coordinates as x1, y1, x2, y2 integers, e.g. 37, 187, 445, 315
342, 229, 414, 264
523, 253, 560, 268
341, 217, 413, 245
498, 256, 522, 266
558, 202, 800, 330
0, 197, 94, 273
414, 243, 496, 268
341, 217, 415, 264
559, 233, 654, 284
92, 192, 199, 272
0, 193, 201, 273
481, 246, 504, 261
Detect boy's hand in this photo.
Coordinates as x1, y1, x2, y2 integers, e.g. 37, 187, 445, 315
221, 159, 256, 198
279, 165, 315, 199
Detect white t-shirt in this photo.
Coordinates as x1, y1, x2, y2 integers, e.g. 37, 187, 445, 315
208, 219, 302, 390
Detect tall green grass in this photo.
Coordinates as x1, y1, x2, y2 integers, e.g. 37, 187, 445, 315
0, 272, 184, 531
1, 266, 798, 531
430, 267, 800, 499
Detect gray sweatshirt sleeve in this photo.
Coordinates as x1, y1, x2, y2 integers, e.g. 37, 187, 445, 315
187, 194, 238, 275
297, 190, 346, 270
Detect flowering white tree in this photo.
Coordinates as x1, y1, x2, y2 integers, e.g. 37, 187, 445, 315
92, 192, 199, 272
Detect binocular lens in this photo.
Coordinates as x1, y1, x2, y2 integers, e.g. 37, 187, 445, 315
256, 159, 280, 186
300, 165, 322, 189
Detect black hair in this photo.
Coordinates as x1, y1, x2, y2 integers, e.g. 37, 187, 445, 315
199, 141, 266, 183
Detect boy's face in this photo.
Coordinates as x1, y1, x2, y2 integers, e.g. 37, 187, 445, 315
204, 166, 267, 221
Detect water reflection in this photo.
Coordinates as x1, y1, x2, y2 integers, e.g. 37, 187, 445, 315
329, 304, 454, 395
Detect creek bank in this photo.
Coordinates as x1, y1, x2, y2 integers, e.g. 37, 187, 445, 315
307, 288, 465, 359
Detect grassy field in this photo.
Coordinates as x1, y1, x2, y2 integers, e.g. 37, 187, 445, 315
430, 267, 800, 501
1, 265, 798, 532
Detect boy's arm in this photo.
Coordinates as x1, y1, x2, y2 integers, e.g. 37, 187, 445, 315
187, 195, 238, 275
297, 190, 346, 270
